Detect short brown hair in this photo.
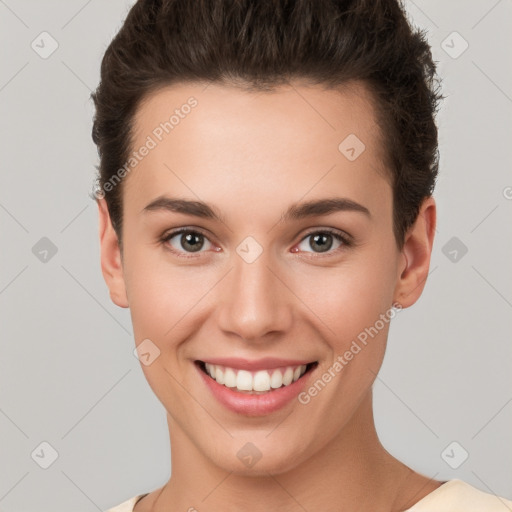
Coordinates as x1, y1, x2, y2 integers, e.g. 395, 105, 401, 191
91, 0, 444, 249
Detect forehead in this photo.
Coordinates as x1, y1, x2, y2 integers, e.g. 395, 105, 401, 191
124, 80, 391, 226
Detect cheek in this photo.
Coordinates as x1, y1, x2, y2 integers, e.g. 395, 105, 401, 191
123, 246, 219, 346
290, 248, 398, 352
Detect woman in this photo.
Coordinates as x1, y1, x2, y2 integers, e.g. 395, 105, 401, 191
91, 0, 512, 510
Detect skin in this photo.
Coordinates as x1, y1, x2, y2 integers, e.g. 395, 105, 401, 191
98, 81, 441, 512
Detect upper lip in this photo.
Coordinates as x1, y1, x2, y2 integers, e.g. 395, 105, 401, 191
197, 357, 316, 371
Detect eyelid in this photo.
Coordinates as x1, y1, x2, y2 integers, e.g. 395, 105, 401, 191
299, 227, 353, 244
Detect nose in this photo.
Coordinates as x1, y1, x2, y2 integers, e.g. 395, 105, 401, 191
215, 248, 294, 343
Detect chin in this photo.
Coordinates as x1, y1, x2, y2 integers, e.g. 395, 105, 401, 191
205, 437, 312, 477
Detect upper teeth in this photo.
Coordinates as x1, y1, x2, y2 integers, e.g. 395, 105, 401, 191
204, 363, 308, 392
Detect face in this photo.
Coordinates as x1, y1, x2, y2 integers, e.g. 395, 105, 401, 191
98, 80, 435, 476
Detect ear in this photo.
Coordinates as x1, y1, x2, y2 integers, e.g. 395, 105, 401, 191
393, 196, 436, 309
97, 198, 129, 308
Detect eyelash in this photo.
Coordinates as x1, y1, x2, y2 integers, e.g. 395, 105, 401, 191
159, 227, 353, 259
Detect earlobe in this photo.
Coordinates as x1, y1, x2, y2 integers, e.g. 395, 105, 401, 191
97, 198, 129, 308
393, 196, 437, 309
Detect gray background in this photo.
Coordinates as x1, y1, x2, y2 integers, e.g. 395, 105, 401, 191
1, 1, 511, 510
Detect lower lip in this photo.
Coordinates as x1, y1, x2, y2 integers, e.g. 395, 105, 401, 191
196, 362, 315, 416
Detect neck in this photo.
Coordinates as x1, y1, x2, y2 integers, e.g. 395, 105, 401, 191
151, 389, 418, 512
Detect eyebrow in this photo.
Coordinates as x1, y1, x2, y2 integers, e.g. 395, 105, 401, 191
141, 196, 371, 223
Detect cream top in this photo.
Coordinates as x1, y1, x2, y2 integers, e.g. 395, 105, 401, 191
105, 479, 512, 511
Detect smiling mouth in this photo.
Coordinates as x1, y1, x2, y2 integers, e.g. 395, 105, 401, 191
195, 360, 318, 394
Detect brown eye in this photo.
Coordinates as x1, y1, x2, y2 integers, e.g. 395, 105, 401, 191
296, 229, 351, 255
162, 229, 213, 255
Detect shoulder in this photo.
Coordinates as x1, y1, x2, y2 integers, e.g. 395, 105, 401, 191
104, 494, 147, 512
405, 479, 512, 511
